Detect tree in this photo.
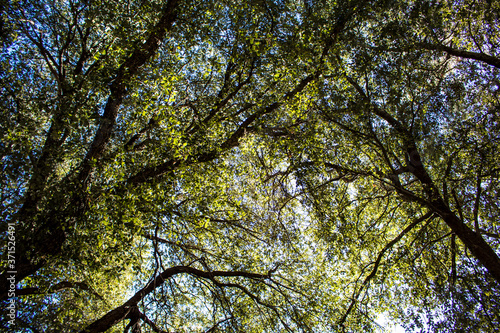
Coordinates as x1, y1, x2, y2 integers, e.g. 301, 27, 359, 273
1, 0, 340, 331
1, 0, 499, 332
252, 0, 500, 330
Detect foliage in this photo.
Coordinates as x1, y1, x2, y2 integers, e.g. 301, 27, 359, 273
0, 0, 499, 332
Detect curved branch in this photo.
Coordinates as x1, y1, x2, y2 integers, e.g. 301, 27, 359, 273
80, 266, 269, 333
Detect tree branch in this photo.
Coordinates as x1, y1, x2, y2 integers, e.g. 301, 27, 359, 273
337, 211, 434, 326
77, 0, 179, 187
418, 42, 500, 69
0, 0, 181, 299
344, 73, 500, 284
80, 266, 269, 333
126, 70, 324, 185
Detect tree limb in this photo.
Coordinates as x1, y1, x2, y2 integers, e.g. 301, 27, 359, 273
80, 266, 269, 333
77, 0, 180, 187
418, 42, 500, 69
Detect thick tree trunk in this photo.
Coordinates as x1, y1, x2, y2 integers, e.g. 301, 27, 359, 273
430, 197, 500, 283
407, 146, 500, 283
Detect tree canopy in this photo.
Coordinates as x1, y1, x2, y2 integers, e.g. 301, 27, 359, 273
1, 0, 499, 332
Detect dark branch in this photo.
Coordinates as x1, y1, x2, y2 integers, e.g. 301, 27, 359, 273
78, 0, 179, 187
419, 42, 500, 69
80, 266, 269, 333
